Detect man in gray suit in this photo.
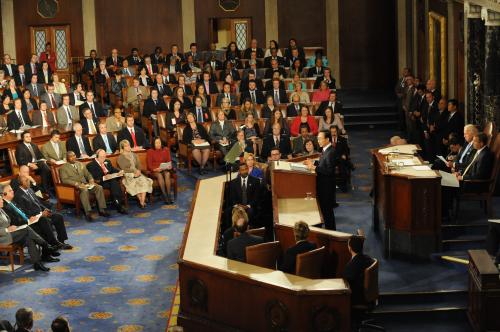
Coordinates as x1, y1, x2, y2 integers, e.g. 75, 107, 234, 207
40, 83, 62, 109
42, 129, 67, 163
26, 75, 46, 98
57, 94, 80, 126
58, 151, 109, 222
0, 187, 51, 271
209, 109, 236, 156
32, 101, 57, 127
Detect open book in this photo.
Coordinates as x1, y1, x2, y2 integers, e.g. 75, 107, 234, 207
103, 173, 124, 181
159, 162, 172, 170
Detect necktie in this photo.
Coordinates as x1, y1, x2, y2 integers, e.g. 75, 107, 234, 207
251, 91, 256, 104
241, 178, 247, 205
275, 136, 279, 147
27, 144, 36, 161
274, 91, 279, 104
50, 94, 56, 108
114, 58, 117, 66
159, 85, 163, 94
42, 111, 49, 126
7, 202, 28, 222
75, 93, 79, 101
73, 163, 80, 175
26, 189, 43, 211
20, 74, 24, 85
459, 143, 472, 163
89, 120, 96, 134
103, 135, 112, 154
148, 65, 152, 75
53, 142, 60, 158
78, 137, 86, 154
17, 111, 25, 126
205, 82, 209, 94
100, 161, 109, 174
33, 84, 38, 96
130, 129, 137, 147
90, 103, 96, 118
65, 106, 72, 121
333, 138, 337, 148
32, 63, 36, 74
197, 108, 203, 123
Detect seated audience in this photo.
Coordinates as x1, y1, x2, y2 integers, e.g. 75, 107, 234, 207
318, 106, 345, 134
110, 69, 128, 98
170, 86, 193, 110
1, 95, 12, 115
126, 78, 149, 112
314, 68, 336, 89
238, 99, 258, 120
307, 49, 329, 67
57, 94, 80, 126
147, 137, 174, 204
308, 57, 325, 78
7, 98, 32, 130
456, 133, 494, 189
264, 40, 282, 57
279, 221, 317, 273
52, 73, 67, 95
21, 89, 38, 112
79, 91, 106, 120
10, 165, 44, 197
182, 111, 211, 174
27, 75, 46, 98
260, 95, 277, 119
81, 108, 99, 135
117, 140, 153, 209
40, 83, 62, 109
15, 131, 52, 194
220, 97, 236, 120
264, 109, 289, 136
312, 81, 331, 102
220, 206, 248, 255
59, 151, 109, 222
240, 79, 265, 105
224, 73, 239, 94
194, 83, 210, 108
166, 100, 187, 132
287, 93, 305, 118
432, 136, 463, 171
293, 124, 317, 156
266, 78, 288, 105
106, 107, 126, 132
117, 115, 149, 149
317, 90, 343, 116
93, 123, 118, 154
137, 66, 153, 86
447, 124, 477, 173
153, 73, 173, 98
176, 75, 193, 95
244, 38, 265, 58
66, 123, 93, 158
226, 209, 264, 262
192, 96, 210, 124
261, 123, 292, 160
32, 101, 56, 127
143, 88, 168, 137
343, 236, 375, 306
210, 109, 236, 157
69, 83, 86, 106
290, 105, 318, 137
242, 113, 261, 142
41, 129, 67, 164
216, 82, 238, 107
3, 79, 21, 100
86, 149, 127, 214
290, 83, 311, 104
244, 153, 263, 179
232, 130, 255, 157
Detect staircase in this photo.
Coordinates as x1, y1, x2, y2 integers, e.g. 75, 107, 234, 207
336, 89, 399, 130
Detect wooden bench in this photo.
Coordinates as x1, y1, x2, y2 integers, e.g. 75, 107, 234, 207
0, 243, 25, 272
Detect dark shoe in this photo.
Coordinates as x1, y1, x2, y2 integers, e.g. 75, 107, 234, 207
98, 210, 110, 218
46, 245, 60, 255
84, 212, 95, 222
34, 262, 50, 271
118, 207, 128, 215
60, 243, 73, 250
42, 256, 60, 263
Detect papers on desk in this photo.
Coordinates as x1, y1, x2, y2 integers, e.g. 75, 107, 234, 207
54, 160, 66, 165
290, 162, 311, 172
9, 129, 23, 134
271, 160, 292, 171
193, 141, 210, 147
103, 173, 123, 181
412, 165, 432, 171
439, 170, 460, 187
489, 219, 500, 224
7, 224, 27, 232
392, 159, 418, 166
28, 212, 43, 225
393, 168, 438, 177
378, 144, 418, 155
437, 155, 448, 164
159, 162, 172, 170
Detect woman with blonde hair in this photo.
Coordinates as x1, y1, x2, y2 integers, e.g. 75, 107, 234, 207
221, 207, 249, 255
52, 73, 68, 94
290, 82, 310, 104
117, 139, 153, 209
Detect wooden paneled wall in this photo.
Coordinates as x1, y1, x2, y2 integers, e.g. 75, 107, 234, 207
277, 0, 326, 48
94, 0, 183, 57
13, 0, 84, 64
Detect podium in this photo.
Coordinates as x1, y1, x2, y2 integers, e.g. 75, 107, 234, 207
371, 147, 442, 259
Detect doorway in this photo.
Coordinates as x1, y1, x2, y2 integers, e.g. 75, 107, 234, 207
209, 18, 252, 50
29, 25, 71, 74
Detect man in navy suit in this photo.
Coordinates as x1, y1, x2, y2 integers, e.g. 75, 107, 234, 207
227, 164, 261, 227
305, 130, 336, 230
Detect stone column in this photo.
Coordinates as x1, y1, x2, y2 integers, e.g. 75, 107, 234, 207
1, 0, 16, 61
82, 0, 97, 54
482, 9, 500, 126
264, 0, 279, 43
465, 3, 485, 125
181, 0, 196, 52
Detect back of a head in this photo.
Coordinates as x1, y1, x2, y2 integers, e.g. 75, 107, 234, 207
234, 216, 249, 234
348, 236, 364, 255
51, 316, 70, 332
15, 307, 33, 330
293, 221, 310, 242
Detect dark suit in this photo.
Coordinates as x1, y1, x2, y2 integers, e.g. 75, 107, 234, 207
286, 103, 304, 118
81, 118, 100, 135
315, 145, 336, 230
143, 98, 168, 118
152, 83, 173, 97
79, 101, 106, 120
463, 146, 494, 186
66, 135, 93, 157
15, 142, 51, 193
206, 59, 223, 70
240, 78, 264, 92
279, 241, 317, 274
25, 62, 41, 82
228, 175, 260, 209
69, 92, 86, 106
117, 126, 149, 148
86, 159, 124, 205
266, 89, 288, 104
240, 89, 265, 105
244, 48, 265, 59
199, 81, 219, 95
7, 109, 32, 130
92, 133, 118, 154
14, 187, 68, 242
316, 101, 343, 117
82, 57, 100, 74
308, 66, 325, 78
21, 97, 39, 111
13, 72, 28, 87
1, 63, 17, 76
219, 68, 240, 81
140, 63, 159, 75
106, 56, 124, 67
226, 232, 264, 262
314, 76, 336, 90
181, 62, 200, 73
265, 67, 287, 79
261, 134, 292, 160
31, 109, 57, 127
443, 112, 465, 141
192, 107, 211, 123
263, 56, 285, 68
343, 253, 375, 305
454, 142, 475, 173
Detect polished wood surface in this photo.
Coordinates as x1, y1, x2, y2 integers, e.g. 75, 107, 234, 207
0, 125, 74, 150
372, 148, 442, 259
467, 249, 500, 332
178, 174, 351, 331
278, 0, 326, 47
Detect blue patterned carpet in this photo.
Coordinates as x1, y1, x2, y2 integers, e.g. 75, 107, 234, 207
0, 174, 196, 331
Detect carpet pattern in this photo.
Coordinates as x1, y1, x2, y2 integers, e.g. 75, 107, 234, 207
0, 175, 195, 331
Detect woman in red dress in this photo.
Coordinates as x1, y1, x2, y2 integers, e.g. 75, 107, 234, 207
39, 42, 57, 72
147, 137, 174, 204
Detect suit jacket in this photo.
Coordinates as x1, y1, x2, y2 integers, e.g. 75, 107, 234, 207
121, 66, 136, 77
332, 136, 349, 159
227, 232, 264, 262
152, 83, 173, 97
2, 87, 22, 100
265, 67, 287, 79
3, 201, 29, 226
79, 101, 106, 119
263, 56, 285, 68
216, 93, 238, 107
182, 62, 200, 73
31, 109, 57, 127
69, 92, 86, 106
82, 57, 100, 74
140, 63, 159, 75
126, 86, 149, 106
240, 90, 265, 105
21, 97, 39, 111
266, 89, 288, 104
286, 103, 304, 118
184, 51, 202, 62
25, 62, 41, 82
59, 161, 94, 186
209, 120, 236, 142
219, 68, 240, 81
126, 55, 143, 66
56, 105, 80, 125
265, 79, 286, 92
443, 112, 465, 140
206, 59, 223, 70
229, 175, 260, 208
81, 117, 100, 135
261, 133, 292, 159
14, 72, 28, 87
1, 63, 17, 77
454, 142, 476, 173
344, 253, 375, 305
463, 147, 494, 181
41, 140, 67, 161
280, 241, 317, 274
40, 92, 62, 109
192, 107, 211, 123
37, 69, 53, 84
13, 188, 48, 217
106, 56, 124, 67
92, 133, 118, 153
240, 78, 264, 92
117, 126, 149, 148
143, 98, 168, 118
314, 76, 336, 90
244, 48, 265, 59
315, 145, 336, 196
200, 81, 219, 95
86, 158, 119, 183
316, 101, 343, 117
0, 209, 13, 245
150, 53, 165, 64
26, 83, 46, 98
308, 66, 325, 78
66, 135, 93, 157
8, 109, 33, 130
15, 142, 43, 166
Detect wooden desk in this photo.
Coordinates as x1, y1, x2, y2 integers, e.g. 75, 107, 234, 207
467, 249, 500, 332
178, 175, 351, 332
0, 125, 74, 150
372, 148, 442, 259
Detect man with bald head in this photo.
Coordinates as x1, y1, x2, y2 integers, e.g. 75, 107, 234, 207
106, 48, 123, 67
65, 123, 93, 158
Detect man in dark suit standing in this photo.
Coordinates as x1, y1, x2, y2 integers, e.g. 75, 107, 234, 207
442, 99, 465, 147
422, 92, 439, 161
93, 123, 118, 154
25, 54, 41, 82
14, 176, 72, 250
226, 212, 263, 262
87, 149, 127, 214
343, 236, 375, 306
7, 98, 32, 130
15, 131, 52, 194
305, 130, 336, 230
117, 115, 149, 149
228, 164, 260, 215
